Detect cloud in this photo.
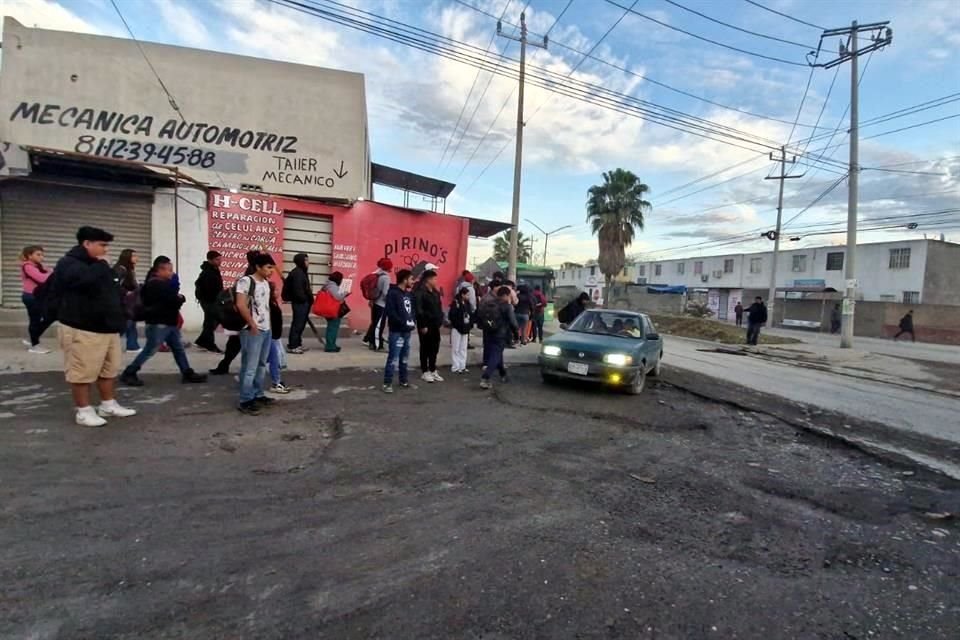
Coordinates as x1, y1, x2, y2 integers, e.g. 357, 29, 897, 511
152, 0, 210, 47
0, 0, 100, 33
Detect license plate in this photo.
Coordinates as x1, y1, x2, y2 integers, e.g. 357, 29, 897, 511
567, 362, 589, 376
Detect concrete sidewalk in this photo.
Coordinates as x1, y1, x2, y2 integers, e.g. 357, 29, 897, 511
0, 331, 541, 377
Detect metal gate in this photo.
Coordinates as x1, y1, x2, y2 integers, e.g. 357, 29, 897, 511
718, 290, 729, 321
1, 180, 154, 307
282, 213, 332, 290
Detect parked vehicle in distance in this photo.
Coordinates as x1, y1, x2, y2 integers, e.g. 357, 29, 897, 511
538, 309, 663, 395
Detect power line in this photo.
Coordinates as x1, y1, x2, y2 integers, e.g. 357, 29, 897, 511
658, 154, 767, 198
436, 0, 513, 170
604, 0, 810, 66
782, 173, 848, 227
742, 0, 824, 31
279, 0, 795, 158
661, 0, 813, 49
454, 0, 834, 131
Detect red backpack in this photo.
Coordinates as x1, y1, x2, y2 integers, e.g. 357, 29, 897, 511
360, 272, 380, 300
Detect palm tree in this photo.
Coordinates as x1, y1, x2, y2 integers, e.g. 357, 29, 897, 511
586, 169, 651, 291
492, 230, 533, 264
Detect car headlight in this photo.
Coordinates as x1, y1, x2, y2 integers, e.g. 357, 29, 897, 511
603, 353, 633, 366
541, 345, 562, 357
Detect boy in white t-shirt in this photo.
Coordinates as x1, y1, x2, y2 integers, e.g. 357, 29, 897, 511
235, 253, 276, 415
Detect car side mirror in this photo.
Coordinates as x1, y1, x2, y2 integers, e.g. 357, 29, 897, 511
645, 333, 660, 341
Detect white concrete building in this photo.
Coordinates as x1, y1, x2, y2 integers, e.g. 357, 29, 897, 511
554, 239, 960, 320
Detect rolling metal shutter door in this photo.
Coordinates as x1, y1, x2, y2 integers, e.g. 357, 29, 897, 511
283, 214, 332, 290
1, 181, 153, 307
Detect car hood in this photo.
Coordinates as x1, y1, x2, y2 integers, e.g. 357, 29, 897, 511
544, 331, 641, 352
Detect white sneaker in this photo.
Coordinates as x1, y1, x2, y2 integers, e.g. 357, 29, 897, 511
96, 402, 137, 418
269, 383, 291, 395
21, 339, 32, 348
432, 372, 445, 382
421, 372, 435, 383
126, 348, 142, 355
76, 408, 107, 428
28, 346, 51, 355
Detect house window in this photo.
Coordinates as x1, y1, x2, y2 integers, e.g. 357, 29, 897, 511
677, 263, 685, 275
792, 255, 807, 272
903, 291, 920, 304
577, 269, 582, 279
638, 265, 646, 276
723, 259, 734, 274
654, 264, 662, 276
622, 267, 629, 276
826, 252, 844, 271
889, 248, 911, 269
879, 294, 896, 301
590, 265, 596, 276
749, 257, 762, 274
694, 261, 703, 275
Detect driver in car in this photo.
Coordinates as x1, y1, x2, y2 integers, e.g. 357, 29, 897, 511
621, 319, 642, 338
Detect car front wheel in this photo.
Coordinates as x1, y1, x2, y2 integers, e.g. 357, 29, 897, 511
649, 354, 662, 378
627, 367, 646, 395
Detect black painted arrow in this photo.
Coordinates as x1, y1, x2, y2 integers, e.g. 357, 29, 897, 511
333, 160, 348, 179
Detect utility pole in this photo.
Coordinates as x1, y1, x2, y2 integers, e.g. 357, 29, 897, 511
811, 20, 892, 348
498, 13, 547, 283
526, 219, 572, 267
763, 145, 802, 327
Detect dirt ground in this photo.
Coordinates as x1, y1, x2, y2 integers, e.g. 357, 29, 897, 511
650, 314, 801, 345
1, 365, 958, 639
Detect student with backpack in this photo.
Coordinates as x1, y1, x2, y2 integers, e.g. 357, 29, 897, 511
113, 249, 141, 353
235, 253, 277, 415
449, 284, 473, 374
282, 253, 313, 354
361, 258, 392, 351
55, 226, 137, 427
382, 269, 416, 393
267, 281, 290, 394
210, 250, 260, 376
531, 285, 547, 343
194, 251, 224, 353
414, 269, 444, 382
119, 256, 207, 387
478, 286, 519, 390
20, 245, 55, 354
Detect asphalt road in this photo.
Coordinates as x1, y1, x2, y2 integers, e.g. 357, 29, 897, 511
2, 367, 958, 639
664, 337, 960, 449
763, 327, 960, 366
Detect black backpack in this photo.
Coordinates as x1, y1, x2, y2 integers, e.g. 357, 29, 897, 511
32, 271, 60, 322
477, 298, 503, 332
216, 277, 256, 331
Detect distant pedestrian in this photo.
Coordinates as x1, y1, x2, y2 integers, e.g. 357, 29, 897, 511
113, 249, 141, 352
894, 310, 916, 342
531, 284, 547, 343
283, 253, 313, 354
745, 296, 768, 346
382, 269, 416, 393
268, 281, 290, 394
194, 250, 224, 353
55, 226, 137, 427
362, 258, 392, 351
415, 269, 444, 382
320, 271, 349, 353
734, 301, 744, 327
120, 256, 207, 387
20, 245, 55, 354
478, 286, 519, 390
449, 284, 473, 374
210, 250, 260, 376
830, 303, 842, 334
557, 292, 590, 325
235, 253, 277, 416
515, 284, 533, 345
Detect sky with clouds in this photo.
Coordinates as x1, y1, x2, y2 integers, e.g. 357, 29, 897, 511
2, 0, 958, 267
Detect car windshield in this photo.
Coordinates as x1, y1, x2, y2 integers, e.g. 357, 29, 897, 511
567, 310, 645, 339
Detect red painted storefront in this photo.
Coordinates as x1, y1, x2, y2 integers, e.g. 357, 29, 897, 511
208, 189, 471, 331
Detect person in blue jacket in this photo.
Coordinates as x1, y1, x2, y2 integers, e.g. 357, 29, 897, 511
382, 269, 416, 393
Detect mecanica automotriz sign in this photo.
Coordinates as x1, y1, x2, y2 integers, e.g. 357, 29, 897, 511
0, 17, 370, 200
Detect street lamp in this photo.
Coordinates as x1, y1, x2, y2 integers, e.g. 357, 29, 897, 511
525, 219, 572, 267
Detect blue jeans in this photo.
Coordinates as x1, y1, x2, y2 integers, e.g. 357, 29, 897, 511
124, 319, 140, 350
268, 339, 282, 385
383, 331, 411, 385
481, 333, 507, 380
516, 313, 530, 342
238, 330, 272, 403
125, 324, 190, 374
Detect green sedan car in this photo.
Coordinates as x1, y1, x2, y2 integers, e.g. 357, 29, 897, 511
538, 309, 663, 394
